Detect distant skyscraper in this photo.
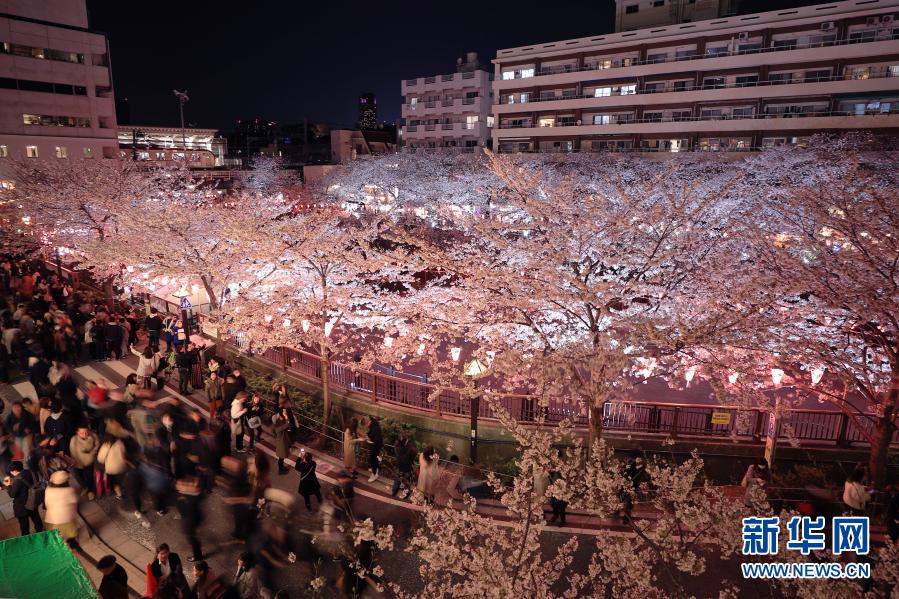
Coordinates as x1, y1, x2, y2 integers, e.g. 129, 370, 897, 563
358, 93, 377, 130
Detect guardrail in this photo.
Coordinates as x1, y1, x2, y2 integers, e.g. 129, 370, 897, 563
508, 30, 899, 79
496, 109, 899, 129
497, 67, 899, 105
212, 330, 899, 449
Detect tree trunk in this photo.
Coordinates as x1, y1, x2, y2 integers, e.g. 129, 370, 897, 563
104, 279, 115, 310
588, 403, 604, 450
320, 341, 332, 436
868, 392, 896, 488
200, 274, 219, 311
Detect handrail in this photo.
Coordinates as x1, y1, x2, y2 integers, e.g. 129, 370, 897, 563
496, 68, 899, 105
497, 109, 898, 129
500, 30, 899, 80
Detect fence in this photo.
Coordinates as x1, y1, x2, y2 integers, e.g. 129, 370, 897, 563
216, 334, 899, 449
52, 260, 897, 451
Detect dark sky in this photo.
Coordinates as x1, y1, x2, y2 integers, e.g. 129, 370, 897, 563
85, 0, 804, 133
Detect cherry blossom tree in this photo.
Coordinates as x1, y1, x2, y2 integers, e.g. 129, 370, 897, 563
678, 141, 899, 486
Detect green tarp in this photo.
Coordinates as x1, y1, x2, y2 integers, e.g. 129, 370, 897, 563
0, 530, 97, 598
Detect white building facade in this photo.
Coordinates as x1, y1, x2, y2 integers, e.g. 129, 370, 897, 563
492, 0, 899, 153
401, 53, 493, 150
0, 0, 118, 161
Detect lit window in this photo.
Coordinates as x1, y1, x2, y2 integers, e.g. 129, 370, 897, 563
593, 115, 613, 125
26, 145, 39, 158
137, 151, 150, 160
83, 147, 93, 158
172, 152, 185, 160
502, 70, 515, 80
409, 97, 418, 109
156, 152, 166, 160
620, 85, 636, 95
0, 145, 7, 158
538, 117, 555, 127
55, 146, 67, 158
594, 87, 612, 97
520, 68, 535, 78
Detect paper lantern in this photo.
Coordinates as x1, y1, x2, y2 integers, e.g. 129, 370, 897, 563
282, 318, 291, 328
771, 368, 784, 385
384, 336, 394, 348
685, 366, 697, 383
811, 368, 825, 385
728, 372, 739, 384
450, 347, 461, 362
324, 321, 334, 337
301, 320, 311, 332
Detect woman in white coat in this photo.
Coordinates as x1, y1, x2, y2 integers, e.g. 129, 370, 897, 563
44, 470, 80, 545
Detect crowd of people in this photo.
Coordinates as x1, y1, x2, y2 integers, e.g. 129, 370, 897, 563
0, 259, 375, 598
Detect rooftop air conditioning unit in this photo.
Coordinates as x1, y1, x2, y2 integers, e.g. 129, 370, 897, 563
866, 16, 881, 26
882, 15, 894, 25
820, 21, 835, 32
737, 31, 750, 40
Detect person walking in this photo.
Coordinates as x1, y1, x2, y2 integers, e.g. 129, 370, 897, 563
342, 418, 364, 478
176, 476, 205, 563
204, 372, 223, 420
391, 434, 416, 499
548, 470, 568, 526
843, 468, 872, 516
295, 450, 322, 511
97, 555, 128, 599
97, 431, 129, 500
4, 460, 43, 536
145, 308, 163, 353
103, 318, 123, 360
273, 408, 292, 474
233, 552, 264, 599
43, 470, 79, 546
417, 446, 441, 504
244, 395, 264, 452
69, 424, 100, 499
363, 415, 383, 483
131, 344, 162, 390
230, 392, 248, 453
176, 343, 201, 396
146, 543, 187, 597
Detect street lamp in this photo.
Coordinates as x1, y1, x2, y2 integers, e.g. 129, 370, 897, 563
173, 89, 190, 151
463, 357, 488, 464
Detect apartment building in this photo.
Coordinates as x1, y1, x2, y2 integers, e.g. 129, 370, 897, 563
0, 0, 118, 161
492, 0, 899, 154
401, 52, 493, 150
616, 0, 738, 32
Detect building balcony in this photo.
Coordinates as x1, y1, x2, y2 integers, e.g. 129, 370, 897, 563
403, 122, 490, 139
494, 111, 899, 138
493, 35, 899, 91
401, 70, 491, 95
493, 71, 899, 114
402, 96, 489, 118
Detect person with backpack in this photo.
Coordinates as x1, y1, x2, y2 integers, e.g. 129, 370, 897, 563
4, 460, 44, 536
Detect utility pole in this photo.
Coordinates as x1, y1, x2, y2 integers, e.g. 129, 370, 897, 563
173, 90, 190, 151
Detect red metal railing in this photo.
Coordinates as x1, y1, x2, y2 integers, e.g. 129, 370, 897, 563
214, 330, 898, 448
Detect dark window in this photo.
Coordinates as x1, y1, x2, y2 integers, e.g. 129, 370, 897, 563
91, 53, 108, 66
653, 0, 665, 6
625, 4, 639, 14
18, 80, 54, 93
0, 77, 16, 89
54, 83, 74, 95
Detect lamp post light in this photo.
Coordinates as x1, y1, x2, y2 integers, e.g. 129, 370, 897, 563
463, 357, 488, 464
173, 90, 189, 151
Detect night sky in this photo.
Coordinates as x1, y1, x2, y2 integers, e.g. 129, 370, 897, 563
85, 0, 808, 133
